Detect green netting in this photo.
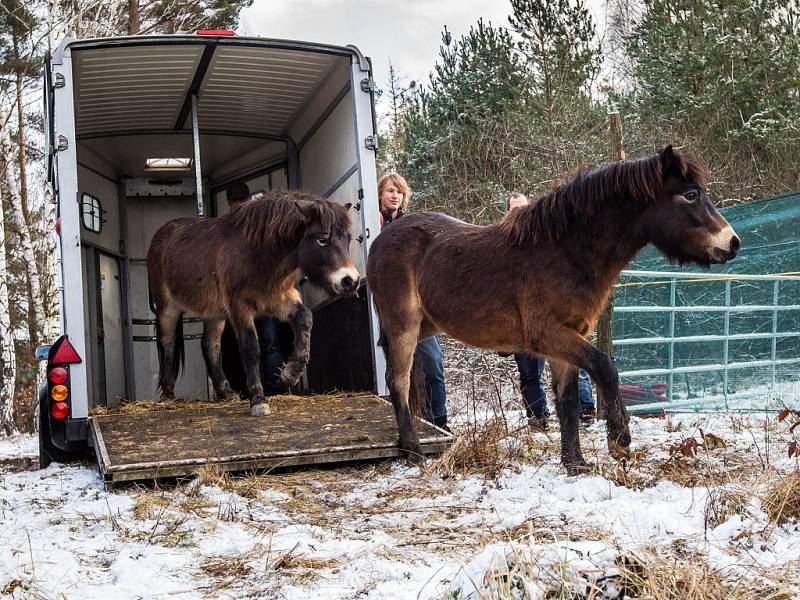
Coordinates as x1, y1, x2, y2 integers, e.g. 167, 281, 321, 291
613, 191, 800, 414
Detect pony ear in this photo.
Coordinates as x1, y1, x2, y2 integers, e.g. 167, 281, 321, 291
659, 145, 681, 176
295, 200, 319, 222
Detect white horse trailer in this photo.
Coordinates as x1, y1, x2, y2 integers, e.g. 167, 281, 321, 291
37, 33, 445, 476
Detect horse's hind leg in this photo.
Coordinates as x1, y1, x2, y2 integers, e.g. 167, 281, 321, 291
155, 305, 182, 400
229, 309, 270, 416
550, 360, 590, 474
383, 329, 423, 462
201, 317, 236, 400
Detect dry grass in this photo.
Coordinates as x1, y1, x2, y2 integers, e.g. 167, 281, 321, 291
761, 471, 800, 525
704, 483, 753, 531
200, 552, 253, 580
428, 418, 557, 480
131, 490, 172, 520
615, 548, 768, 600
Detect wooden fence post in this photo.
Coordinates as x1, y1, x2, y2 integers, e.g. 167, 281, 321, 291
595, 111, 625, 417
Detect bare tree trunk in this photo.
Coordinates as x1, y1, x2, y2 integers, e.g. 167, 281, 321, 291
0, 180, 17, 435
0, 103, 44, 346
128, 0, 140, 34
41, 182, 60, 342
13, 71, 39, 346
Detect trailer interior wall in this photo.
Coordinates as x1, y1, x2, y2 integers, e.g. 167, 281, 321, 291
68, 40, 379, 407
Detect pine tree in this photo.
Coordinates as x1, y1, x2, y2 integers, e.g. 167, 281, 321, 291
621, 0, 800, 198
508, 0, 601, 134
55, 0, 254, 37
380, 61, 414, 174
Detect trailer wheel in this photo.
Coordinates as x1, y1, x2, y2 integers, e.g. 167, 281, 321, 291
38, 385, 82, 468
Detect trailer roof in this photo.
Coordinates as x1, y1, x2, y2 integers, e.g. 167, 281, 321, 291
62, 35, 367, 140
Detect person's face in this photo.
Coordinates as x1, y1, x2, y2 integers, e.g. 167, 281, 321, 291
380, 182, 404, 214
508, 196, 529, 212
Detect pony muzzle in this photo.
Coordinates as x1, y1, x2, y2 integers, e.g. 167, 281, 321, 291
707, 225, 740, 263
330, 266, 360, 295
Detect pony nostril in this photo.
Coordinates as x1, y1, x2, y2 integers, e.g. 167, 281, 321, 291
730, 235, 741, 254
341, 276, 354, 291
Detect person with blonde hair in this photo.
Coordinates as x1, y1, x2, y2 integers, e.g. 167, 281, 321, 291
377, 172, 449, 431
377, 172, 411, 226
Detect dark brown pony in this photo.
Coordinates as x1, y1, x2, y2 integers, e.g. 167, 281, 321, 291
147, 190, 358, 416
367, 147, 740, 472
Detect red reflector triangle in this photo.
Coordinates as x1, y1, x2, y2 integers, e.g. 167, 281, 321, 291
52, 339, 82, 364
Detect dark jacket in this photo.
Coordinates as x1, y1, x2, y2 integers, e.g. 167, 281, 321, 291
380, 208, 404, 228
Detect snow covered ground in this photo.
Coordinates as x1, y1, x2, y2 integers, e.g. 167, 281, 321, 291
1, 412, 798, 599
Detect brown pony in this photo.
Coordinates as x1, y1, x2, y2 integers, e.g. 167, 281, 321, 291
147, 190, 358, 416
367, 147, 740, 472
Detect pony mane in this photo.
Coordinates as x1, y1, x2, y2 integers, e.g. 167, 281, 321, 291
232, 190, 349, 247
500, 151, 707, 245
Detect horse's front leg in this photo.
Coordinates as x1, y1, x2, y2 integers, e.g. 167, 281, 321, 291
542, 326, 631, 459
229, 309, 270, 416
201, 317, 237, 401
277, 300, 313, 388
550, 360, 591, 474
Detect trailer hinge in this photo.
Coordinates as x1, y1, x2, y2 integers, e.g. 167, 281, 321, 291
56, 135, 68, 152
364, 135, 378, 151
54, 73, 65, 88
360, 77, 374, 93
358, 188, 364, 201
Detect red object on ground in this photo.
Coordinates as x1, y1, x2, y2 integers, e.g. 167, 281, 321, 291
195, 30, 235, 36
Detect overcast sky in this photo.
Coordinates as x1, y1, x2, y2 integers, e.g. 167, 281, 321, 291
240, 0, 608, 115
240, 0, 512, 95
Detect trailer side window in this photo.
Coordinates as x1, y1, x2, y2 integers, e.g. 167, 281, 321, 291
81, 193, 104, 233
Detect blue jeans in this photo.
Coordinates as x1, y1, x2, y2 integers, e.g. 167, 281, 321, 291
514, 354, 595, 416
577, 369, 595, 410
514, 353, 548, 418
414, 337, 447, 421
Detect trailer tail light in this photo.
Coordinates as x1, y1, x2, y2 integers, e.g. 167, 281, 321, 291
195, 30, 235, 36
51, 402, 70, 420
51, 338, 81, 364
51, 385, 69, 402
46, 336, 80, 421
50, 367, 68, 385
55, 217, 61, 236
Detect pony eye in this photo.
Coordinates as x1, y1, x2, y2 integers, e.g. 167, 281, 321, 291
683, 190, 698, 202
317, 237, 329, 246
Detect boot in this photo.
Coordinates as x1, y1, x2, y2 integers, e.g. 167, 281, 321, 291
433, 415, 452, 433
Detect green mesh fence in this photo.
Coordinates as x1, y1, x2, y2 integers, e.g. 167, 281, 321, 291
613, 191, 800, 414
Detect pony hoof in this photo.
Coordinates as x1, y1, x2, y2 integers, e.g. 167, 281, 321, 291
405, 449, 425, 465
608, 438, 631, 459
250, 401, 271, 417
216, 384, 238, 401
564, 460, 593, 476
279, 362, 306, 387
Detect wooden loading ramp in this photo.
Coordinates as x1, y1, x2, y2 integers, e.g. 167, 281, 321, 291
89, 393, 452, 487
